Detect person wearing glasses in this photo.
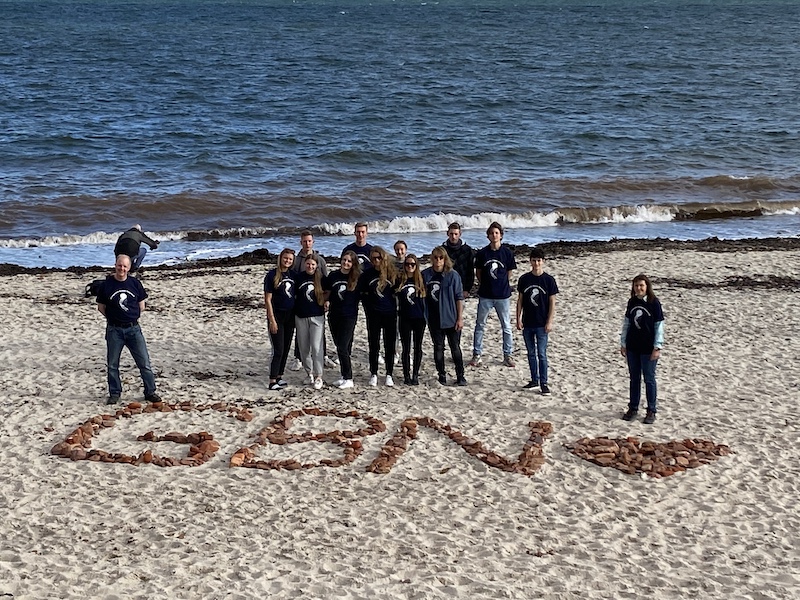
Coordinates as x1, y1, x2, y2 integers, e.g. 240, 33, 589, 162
264, 248, 296, 391
396, 253, 427, 385
360, 246, 398, 387
423, 247, 467, 386
323, 250, 362, 389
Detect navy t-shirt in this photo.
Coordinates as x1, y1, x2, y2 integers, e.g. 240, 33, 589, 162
324, 271, 360, 319
264, 269, 296, 313
293, 271, 325, 318
517, 271, 559, 328
360, 270, 397, 314
97, 275, 147, 324
625, 297, 665, 354
425, 271, 443, 327
475, 244, 516, 299
396, 280, 426, 320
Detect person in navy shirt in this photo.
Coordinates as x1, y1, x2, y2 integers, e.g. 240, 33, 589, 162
342, 222, 374, 272
294, 254, 327, 390
360, 246, 398, 387
516, 248, 559, 395
470, 221, 517, 368
396, 253, 427, 385
620, 273, 665, 424
97, 254, 159, 404
323, 250, 362, 389
264, 248, 297, 391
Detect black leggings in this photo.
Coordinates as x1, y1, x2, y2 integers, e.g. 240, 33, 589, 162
429, 326, 465, 380
269, 309, 295, 380
366, 310, 397, 376
399, 315, 426, 380
329, 314, 357, 380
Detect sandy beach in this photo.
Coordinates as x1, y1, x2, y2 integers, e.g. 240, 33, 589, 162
1, 239, 799, 600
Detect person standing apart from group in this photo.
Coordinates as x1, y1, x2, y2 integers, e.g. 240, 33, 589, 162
264, 248, 296, 391
620, 273, 664, 424
323, 250, 362, 389
289, 230, 331, 371
361, 246, 398, 387
294, 255, 327, 390
343, 222, 373, 271
114, 224, 159, 273
396, 253, 427, 385
516, 248, 558, 395
423, 247, 467, 386
470, 221, 517, 368
97, 254, 160, 404
442, 222, 475, 297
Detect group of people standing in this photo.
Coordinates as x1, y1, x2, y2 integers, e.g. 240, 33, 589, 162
98, 222, 666, 425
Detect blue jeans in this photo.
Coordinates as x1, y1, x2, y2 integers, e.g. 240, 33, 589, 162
131, 246, 148, 272
472, 297, 513, 357
522, 327, 549, 384
106, 324, 157, 397
626, 351, 658, 413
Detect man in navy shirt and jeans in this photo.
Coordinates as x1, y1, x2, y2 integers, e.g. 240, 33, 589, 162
97, 254, 160, 404
470, 221, 517, 368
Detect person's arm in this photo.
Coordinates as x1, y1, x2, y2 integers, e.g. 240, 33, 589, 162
139, 300, 146, 314
264, 292, 278, 334
455, 298, 464, 331
515, 291, 524, 330
619, 317, 629, 356
545, 295, 556, 333
97, 302, 106, 317
651, 320, 664, 360
140, 231, 159, 249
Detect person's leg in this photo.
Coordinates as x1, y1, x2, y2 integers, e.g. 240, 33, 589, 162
522, 327, 539, 384
411, 318, 426, 382
295, 317, 312, 375
125, 326, 156, 397
131, 246, 148, 272
366, 313, 380, 375
338, 316, 357, 380
536, 327, 549, 384
445, 327, 465, 381
278, 312, 295, 378
496, 297, 514, 357
309, 315, 325, 376
472, 297, 491, 358
429, 327, 446, 379
642, 355, 658, 413
269, 310, 287, 380
105, 326, 125, 397
398, 315, 412, 382
626, 350, 643, 411
382, 312, 397, 377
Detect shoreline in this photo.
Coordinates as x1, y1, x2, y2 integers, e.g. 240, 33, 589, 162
2, 235, 800, 277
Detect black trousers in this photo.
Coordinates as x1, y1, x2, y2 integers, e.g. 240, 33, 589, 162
399, 315, 426, 380
366, 310, 397, 376
429, 326, 465, 380
329, 314, 357, 380
269, 309, 295, 380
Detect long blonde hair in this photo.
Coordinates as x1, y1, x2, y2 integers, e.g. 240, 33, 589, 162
369, 246, 397, 293
397, 253, 426, 297
340, 250, 362, 292
273, 248, 295, 288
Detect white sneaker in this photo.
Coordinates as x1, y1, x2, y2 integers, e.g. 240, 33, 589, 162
290, 358, 302, 371
368, 375, 378, 387
385, 375, 394, 387
378, 354, 385, 365
313, 377, 323, 390
305, 372, 314, 385
338, 379, 354, 389
332, 378, 344, 387
324, 356, 336, 368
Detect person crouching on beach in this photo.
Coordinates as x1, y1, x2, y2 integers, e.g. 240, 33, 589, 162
264, 248, 296, 391
323, 250, 362, 389
97, 254, 159, 404
423, 247, 467, 386
620, 273, 665, 424
516, 247, 559, 395
396, 253, 427, 385
361, 246, 398, 387
113, 224, 159, 273
295, 255, 327, 390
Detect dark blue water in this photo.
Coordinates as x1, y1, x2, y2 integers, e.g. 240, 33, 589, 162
2, 0, 800, 267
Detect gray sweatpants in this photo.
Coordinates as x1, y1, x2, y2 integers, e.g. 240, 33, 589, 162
295, 314, 325, 377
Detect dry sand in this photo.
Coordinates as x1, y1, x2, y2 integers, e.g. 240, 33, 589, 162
1, 241, 799, 599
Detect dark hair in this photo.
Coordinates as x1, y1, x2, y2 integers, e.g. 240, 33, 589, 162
447, 222, 461, 232
631, 273, 657, 303
529, 247, 545, 260
486, 221, 504, 237
300, 229, 313, 238
354, 222, 368, 231
340, 250, 361, 291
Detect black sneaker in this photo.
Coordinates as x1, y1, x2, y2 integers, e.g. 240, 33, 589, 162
622, 408, 638, 421
145, 392, 162, 403
540, 383, 551, 396
107, 394, 120, 405
643, 411, 657, 424
268, 382, 282, 391
410, 378, 420, 386
438, 374, 447, 384
523, 381, 539, 389
456, 377, 468, 386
